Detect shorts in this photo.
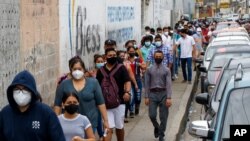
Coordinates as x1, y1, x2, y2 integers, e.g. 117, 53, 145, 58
107, 104, 125, 129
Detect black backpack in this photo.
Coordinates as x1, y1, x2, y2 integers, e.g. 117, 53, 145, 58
100, 64, 122, 109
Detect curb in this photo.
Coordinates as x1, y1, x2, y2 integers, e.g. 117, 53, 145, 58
166, 71, 198, 141
175, 71, 200, 141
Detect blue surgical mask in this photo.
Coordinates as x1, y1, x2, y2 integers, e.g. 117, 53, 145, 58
155, 41, 162, 47
96, 63, 104, 69
144, 41, 151, 47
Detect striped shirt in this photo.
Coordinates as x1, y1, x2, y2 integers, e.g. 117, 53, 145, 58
147, 45, 173, 66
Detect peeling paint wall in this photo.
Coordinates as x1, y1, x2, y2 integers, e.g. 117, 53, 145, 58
0, 0, 20, 109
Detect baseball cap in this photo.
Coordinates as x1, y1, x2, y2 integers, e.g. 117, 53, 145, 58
104, 39, 116, 46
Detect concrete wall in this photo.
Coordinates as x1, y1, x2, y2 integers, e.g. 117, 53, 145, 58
59, 0, 141, 73
1, 0, 174, 108
106, 0, 141, 50
0, 0, 20, 108
20, 0, 59, 105
142, 0, 173, 30
59, 0, 106, 73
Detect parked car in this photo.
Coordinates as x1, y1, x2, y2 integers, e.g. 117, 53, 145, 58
227, 14, 240, 21
215, 22, 239, 31
200, 47, 250, 93
189, 64, 250, 140
216, 32, 249, 39
197, 42, 250, 93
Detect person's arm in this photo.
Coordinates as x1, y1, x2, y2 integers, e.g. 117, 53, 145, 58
94, 79, 109, 130
191, 38, 197, 59
166, 68, 172, 108
144, 69, 151, 105
54, 82, 65, 115
125, 64, 138, 89
85, 126, 95, 140
121, 66, 131, 102
98, 104, 109, 130
123, 81, 131, 102
167, 47, 173, 69
146, 48, 153, 67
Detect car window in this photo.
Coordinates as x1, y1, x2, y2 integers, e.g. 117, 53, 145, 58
215, 70, 235, 101
216, 23, 239, 31
210, 53, 250, 70
221, 88, 250, 140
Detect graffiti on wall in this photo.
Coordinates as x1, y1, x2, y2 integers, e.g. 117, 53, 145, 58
107, 5, 136, 44
107, 6, 135, 23
108, 27, 133, 44
69, 3, 101, 57
75, 6, 101, 56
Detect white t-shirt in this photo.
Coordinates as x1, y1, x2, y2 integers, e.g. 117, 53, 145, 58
176, 35, 195, 58
58, 114, 91, 141
163, 35, 173, 48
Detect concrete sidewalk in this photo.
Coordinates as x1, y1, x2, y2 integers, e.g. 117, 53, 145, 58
110, 74, 194, 141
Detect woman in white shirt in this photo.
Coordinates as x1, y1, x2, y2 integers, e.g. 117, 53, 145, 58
58, 92, 95, 141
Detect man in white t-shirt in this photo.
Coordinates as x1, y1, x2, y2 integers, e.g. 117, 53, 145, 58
174, 29, 196, 84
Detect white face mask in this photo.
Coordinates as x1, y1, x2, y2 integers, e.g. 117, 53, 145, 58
164, 32, 168, 36
72, 70, 84, 80
155, 41, 162, 47
13, 89, 32, 106
146, 31, 150, 35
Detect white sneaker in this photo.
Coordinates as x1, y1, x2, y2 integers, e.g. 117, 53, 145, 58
174, 74, 178, 79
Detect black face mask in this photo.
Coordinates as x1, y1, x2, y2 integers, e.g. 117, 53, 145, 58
64, 104, 79, 114
117, 57, 124, 64
107, 57, 117, 65
129, 53, 135, 58
155, 58, 163, 64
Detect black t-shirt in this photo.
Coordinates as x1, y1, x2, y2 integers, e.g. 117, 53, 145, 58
96, 63, 130, 104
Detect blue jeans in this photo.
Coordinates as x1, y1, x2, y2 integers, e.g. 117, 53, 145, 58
130, 78, 142, 112
175, 51, 180, 75
181, 57, 192, 81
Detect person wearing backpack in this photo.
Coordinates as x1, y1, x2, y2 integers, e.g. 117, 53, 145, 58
96, 48, 131, 141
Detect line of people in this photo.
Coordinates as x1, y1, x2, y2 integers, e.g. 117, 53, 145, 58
0, 20, 204, 141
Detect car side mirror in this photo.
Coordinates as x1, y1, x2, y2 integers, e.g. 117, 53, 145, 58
188, 120, 214, 139
199, 66, 207, 73
196, 93, 209, 105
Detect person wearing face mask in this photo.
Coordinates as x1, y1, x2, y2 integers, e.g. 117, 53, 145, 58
0, 70, 65, 141
145, 50, 172, 141
141, 35, 155, 62
127, 46, 146, 117
174, 29, 196, 84
54, 56, 109, 137
84, 54, 106, 140
147, 34, 173, 69
58, 92, 95, 141
96, 48, 131, 141
117, 50, 138, 123
193, 27, 204, 58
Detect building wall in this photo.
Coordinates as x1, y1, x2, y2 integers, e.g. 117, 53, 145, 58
142, 0, 174, 30
59, 0, 141, 73
20, 0, 59, 105
0, 0, 20, 108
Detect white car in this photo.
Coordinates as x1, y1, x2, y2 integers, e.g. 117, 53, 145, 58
227, 14, 240, 21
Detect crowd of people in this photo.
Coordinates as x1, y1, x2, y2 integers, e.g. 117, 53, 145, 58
0, 19, 219, 141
